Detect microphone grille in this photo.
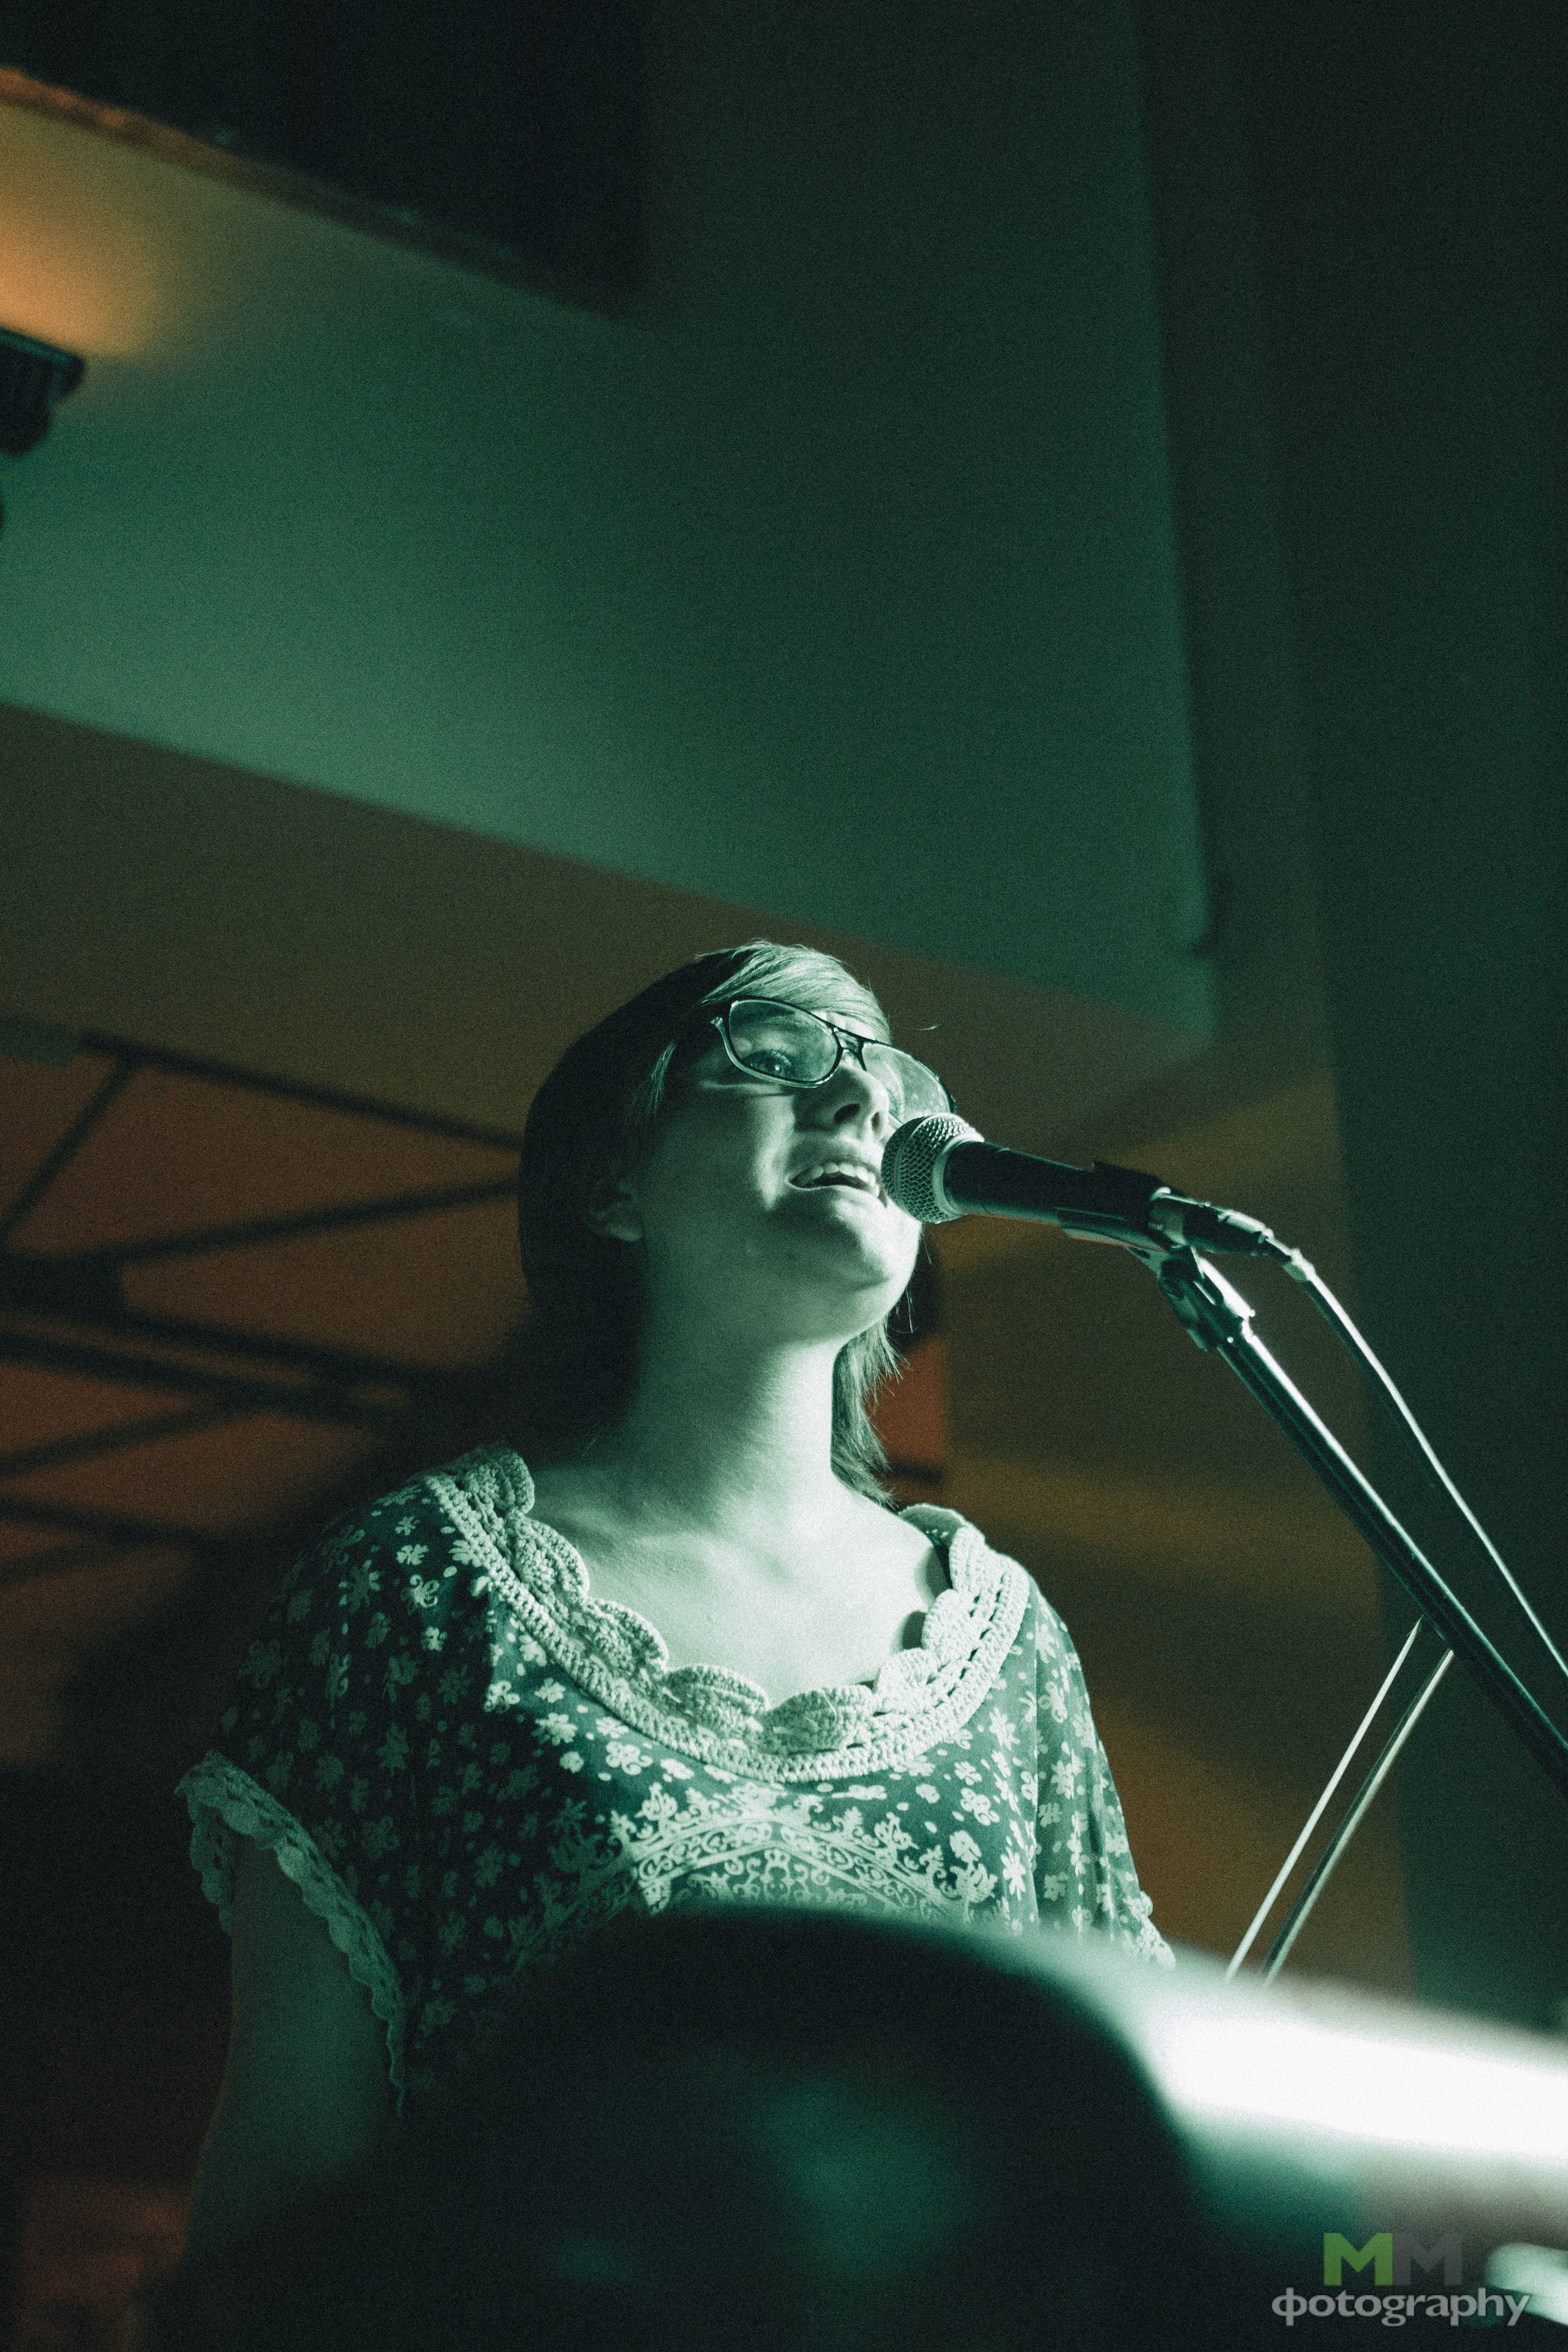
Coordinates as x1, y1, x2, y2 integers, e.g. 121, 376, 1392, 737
881, 1115, 983, 1223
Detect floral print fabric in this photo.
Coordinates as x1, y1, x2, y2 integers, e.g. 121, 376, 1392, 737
178, 1443, 1172, 2116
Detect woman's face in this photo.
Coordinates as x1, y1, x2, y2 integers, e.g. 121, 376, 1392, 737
597, 1009, 924, 1348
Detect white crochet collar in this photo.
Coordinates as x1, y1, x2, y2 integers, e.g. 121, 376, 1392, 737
428, 1443, 1033, 1780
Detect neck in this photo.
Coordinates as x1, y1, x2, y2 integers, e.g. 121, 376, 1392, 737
579, 1313, 864, 1554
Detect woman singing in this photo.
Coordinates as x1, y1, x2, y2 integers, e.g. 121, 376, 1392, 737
174, 938, 1172, 2269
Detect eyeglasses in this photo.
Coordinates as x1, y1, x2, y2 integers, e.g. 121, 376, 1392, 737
705, 996, 955, 1123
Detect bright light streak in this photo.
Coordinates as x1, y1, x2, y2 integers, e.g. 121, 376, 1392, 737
1487, 2245, 1568, 2324
1151, 2011, 1568, 2167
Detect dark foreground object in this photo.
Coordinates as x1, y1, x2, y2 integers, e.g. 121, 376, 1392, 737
146, 1904, 1266, 2351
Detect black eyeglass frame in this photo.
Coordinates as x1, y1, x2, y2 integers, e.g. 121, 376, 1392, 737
701, 995, 956, 1117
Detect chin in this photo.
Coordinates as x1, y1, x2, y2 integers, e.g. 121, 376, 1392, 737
773, 1212, 918, 1311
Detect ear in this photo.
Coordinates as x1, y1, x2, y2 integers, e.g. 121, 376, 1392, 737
583, 1170, 644, 1246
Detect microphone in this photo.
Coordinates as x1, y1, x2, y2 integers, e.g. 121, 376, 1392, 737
881, 1115, 1279, 1256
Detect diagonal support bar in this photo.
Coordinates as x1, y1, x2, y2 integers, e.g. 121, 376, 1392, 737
0, 1401, 248, 1480
0, 1493, 215, 1547
0, 1056, 135, 1246
70, 1175, 519, 1268
1153, 1247, 1568, 1803
0, 1322, 411, 1429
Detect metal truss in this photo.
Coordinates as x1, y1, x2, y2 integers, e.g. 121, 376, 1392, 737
0, 1027, 524, 1575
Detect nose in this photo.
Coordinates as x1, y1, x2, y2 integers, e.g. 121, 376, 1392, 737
814, 1054, 898, 1137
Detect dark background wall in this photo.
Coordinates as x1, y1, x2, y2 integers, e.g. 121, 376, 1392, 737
1138, 0, 1568, 2026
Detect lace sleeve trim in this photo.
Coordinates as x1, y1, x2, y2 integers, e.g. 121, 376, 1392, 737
177, 1752, 408, 2107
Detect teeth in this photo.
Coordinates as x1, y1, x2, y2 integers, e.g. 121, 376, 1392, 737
797, 1162, 877, 1192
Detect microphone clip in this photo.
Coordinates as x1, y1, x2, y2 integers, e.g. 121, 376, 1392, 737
1047, 1160, 1170, 1248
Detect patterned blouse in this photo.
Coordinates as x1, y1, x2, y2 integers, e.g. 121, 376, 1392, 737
178, 1442, 1173, 2117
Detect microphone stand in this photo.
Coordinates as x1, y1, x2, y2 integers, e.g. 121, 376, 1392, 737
889, 1117, 1568, 1971
1118, 1235, 1568, 1970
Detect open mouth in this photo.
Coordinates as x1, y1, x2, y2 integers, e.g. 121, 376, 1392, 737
789, 1165, 882, 1199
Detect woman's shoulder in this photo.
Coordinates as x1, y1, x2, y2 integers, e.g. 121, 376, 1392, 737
897, 1501, 1076, 1660
239, 1448, 534, 1675
305, 1444, 534, 1572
